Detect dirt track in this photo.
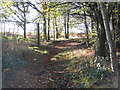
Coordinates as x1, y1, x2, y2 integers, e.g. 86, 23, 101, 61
3, 40, 82, 88
3, 40, 120, 88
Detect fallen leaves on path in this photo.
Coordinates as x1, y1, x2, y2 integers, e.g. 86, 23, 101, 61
3, 39, 95, 88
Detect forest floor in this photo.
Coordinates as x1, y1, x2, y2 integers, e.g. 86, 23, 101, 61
2, 39, 93, 88
2, 38, 120, 88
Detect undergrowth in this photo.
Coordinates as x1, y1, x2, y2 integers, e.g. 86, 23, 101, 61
2, 35, 29, 72
51, 50, 112, 88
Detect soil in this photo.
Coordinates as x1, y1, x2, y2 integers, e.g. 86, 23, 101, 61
2, 40, 120, 88
3, 40, 84, 88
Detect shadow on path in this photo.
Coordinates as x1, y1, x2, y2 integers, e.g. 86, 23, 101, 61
3, 39, 92, 88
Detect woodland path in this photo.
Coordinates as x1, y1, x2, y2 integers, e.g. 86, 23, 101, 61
3, 39, 120, 88
3, 40, 84, 88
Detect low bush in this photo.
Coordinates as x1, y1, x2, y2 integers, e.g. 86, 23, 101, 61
66, 56, 112, 88
2, 35, 29, 71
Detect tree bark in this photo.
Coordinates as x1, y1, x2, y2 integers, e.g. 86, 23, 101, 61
94, 5, 107, 57
90, 14, 94, 35
23, 4, 26, 39
37, 23, 40, 47
100, 2, 118, 88
43, 16, 47, 41
42, 2, 47, 41
23, 20, 26, 38
55, 17, 59, 39
53, 18, 55, 41
66, 12, 69, 39
48, 17, 50, 40
4, 22, 5, 35
117, 3, 120, 39
83, 11, 89, 46
64, 14, 67, 39
99, 21, 106, 57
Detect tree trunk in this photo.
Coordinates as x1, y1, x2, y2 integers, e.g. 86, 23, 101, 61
90, 15, 94, 36
48, 17, 50, 40
111, 12, 116, 41
4, 22, 5, 35
95, 6, 107, 57
100, 2, 118, 88
99, 21, 106, 57
83, 11, 89, 46
43, 16, 47, 41
37, 23, 40, 47
64, 13, 67, 39
95, 15, 99, 56
55, 17, 59, 39
23, 20, 26, 38
66, 12, 69, 39
118, 3, 120, 29
117, 3, 120, 39
23, 4, 26, 39
53, 18, 55, 41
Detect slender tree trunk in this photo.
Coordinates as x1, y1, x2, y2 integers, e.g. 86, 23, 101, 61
118, 3, 120, 29
41, 2, 47, 41
55, 17, 59, 39
91, 20, 94, 33
23, 5, 26, 39
4, 22, 5, 35
48, 17, 50, 40
23, 20, 26, 38
83, 11, 89, 46
111, 11, 117, 46
117, 3, 120, 39
47, 6, 50, 41
37, 23, 40, 47
90, 15, 94, 35
53, 18, 55, 41
66, 12, 69, 39
43, 16, 47, 41
64, 14, 67, 39
100, 2, 118, 88
95, 15, 99, 56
